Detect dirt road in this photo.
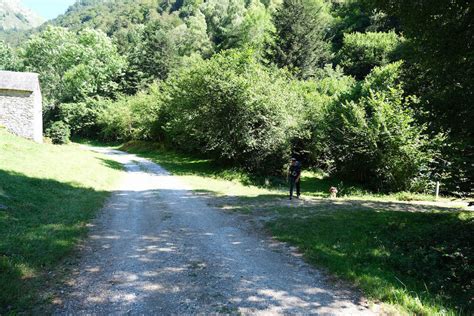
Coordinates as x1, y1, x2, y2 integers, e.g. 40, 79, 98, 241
55, 148, 375, 315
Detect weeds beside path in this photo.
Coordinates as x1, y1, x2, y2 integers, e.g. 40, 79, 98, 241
123, 141, 473, 315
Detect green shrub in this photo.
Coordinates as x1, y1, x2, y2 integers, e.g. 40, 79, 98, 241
293, 65, 356, 168
98, 86, 163, 141
326, 62, 432, 192
338, 31, 403, 79
162, 49, 304, 173
98, 100, 132, 141
57, 98, 110, 138
45, 121, 71, 145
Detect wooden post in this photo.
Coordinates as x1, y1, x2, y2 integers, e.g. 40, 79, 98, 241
435, 181, 440, 200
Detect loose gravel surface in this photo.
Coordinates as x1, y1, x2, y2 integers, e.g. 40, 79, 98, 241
54, 149, 375, 315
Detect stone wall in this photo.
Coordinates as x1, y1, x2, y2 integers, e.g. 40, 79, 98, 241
0, 89, 42, 142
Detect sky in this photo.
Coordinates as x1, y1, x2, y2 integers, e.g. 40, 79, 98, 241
22, 0, 77, 20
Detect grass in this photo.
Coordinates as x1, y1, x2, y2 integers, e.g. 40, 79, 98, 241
121, 141, 278, 197
268, 208, 473, 315
0, 129, 122, 314
122, 141, 451, 203
122, 141, 472, 315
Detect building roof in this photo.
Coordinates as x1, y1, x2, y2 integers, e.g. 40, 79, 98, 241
0, 70, 40, 92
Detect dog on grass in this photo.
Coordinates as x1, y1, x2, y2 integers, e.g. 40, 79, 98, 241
329, 187, 338, 199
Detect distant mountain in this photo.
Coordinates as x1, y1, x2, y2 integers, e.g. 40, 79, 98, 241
0, 0, 45, 31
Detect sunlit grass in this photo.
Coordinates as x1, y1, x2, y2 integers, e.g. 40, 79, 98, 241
121, 141, 279, 197
0, 129, 122, 314
122, 141, 452, 204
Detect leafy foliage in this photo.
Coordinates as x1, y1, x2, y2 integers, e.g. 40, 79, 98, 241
2, 1, 472, 314
338, 31, 403, 79
272, 0, 333, 78
329, 0, 399, 49
45, 121, 71, 144
20, 26, 126, 106
162, 49, 303, 173
367, 0, 474, 194
3, 0, 468, 194
326, 62, 431, 192
0, 41, 20, 70
57, 98, 109, 139
98, 87, 163, 141
130, 15, 182, 81
293, 65, 356, 167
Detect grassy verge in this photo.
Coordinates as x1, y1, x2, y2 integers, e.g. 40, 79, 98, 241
0, 130, 122, 314
121, 141, 279, 197
122, 141, 452, 203
122, 141, 472, 315
268, 208, 473, 315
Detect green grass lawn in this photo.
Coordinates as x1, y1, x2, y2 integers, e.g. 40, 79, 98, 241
123, 141, 472, 315
0, 130, 122, 314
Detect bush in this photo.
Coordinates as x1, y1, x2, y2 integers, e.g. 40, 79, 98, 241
292, 65, 356, 168
98, 86, 163, 141
162, 49, 304, 173
338, 31, 403, 79
326, 62, 432, 192
45, 121, 71, 144
57, 98, 110, 138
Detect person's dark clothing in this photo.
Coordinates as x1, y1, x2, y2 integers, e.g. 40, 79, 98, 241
289, 176, 300, 198
289, 162, 301, 178
289, 161, 301, 199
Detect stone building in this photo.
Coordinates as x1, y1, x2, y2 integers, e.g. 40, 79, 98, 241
0, 70, 42, 143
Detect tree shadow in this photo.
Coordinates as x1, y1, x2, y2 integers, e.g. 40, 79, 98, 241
186, 191, 472, 313
265, 207, 473, 314
0, 169, 111, 314
53, 185, 371, 315
97, 157, 124, 171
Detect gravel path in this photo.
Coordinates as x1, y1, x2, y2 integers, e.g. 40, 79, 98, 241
55, 149, 375, 315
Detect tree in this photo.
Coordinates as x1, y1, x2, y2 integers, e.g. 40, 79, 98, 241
20, 26, 126, 106
200, 0, 247, 50
272, 0, 333, 78
329, 0, 399, 49
163, 49, 304, 173
293, 65, 356, 167
326, 62, 432, 191
229, 0, 275, 56
367, 0, 473, 194
0, 41, 20, 71
137, 15, 182, 81
337, 31, 403, 79
180, 9, 213, 57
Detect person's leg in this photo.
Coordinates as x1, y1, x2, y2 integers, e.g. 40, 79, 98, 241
296, 179, 301, 197
289, 177, 294, 199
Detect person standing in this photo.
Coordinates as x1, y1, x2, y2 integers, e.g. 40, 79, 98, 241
288, 157, 301, 200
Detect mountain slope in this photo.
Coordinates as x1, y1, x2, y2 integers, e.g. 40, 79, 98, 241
0, 0, 44, 30
53, 0, 162, 34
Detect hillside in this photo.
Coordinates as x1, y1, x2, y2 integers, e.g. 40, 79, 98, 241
53, 0, 162, 35
0, 0, 44, 30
